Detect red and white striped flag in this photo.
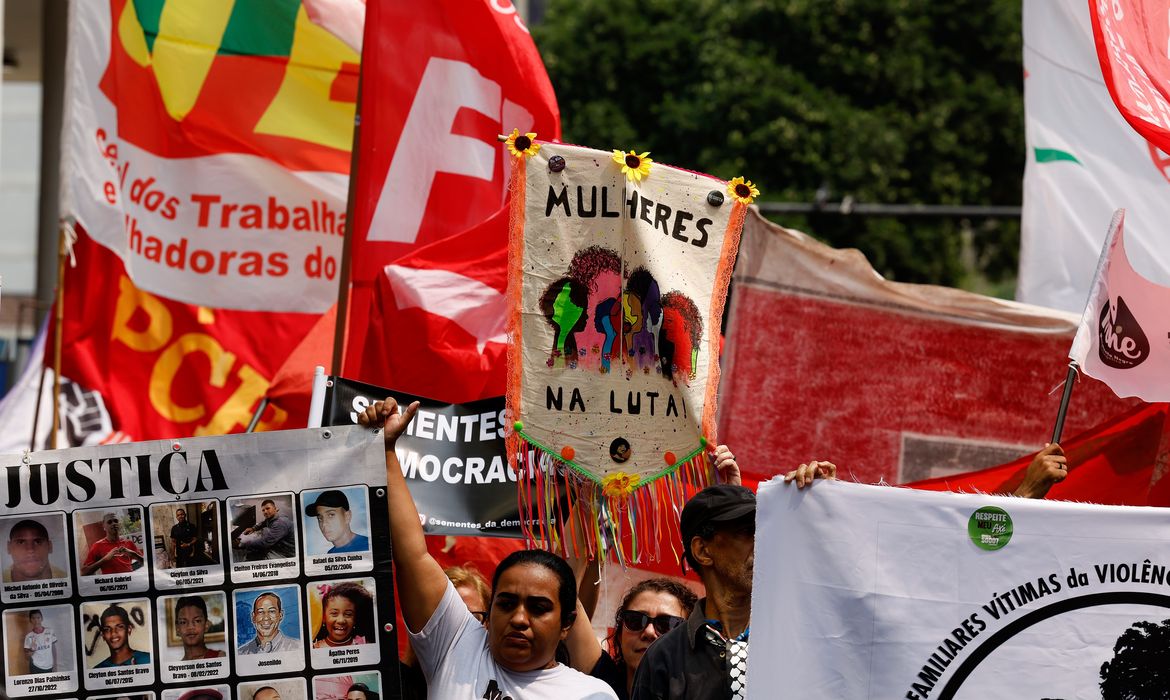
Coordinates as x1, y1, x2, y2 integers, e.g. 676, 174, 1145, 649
1069, 209, 1170, 400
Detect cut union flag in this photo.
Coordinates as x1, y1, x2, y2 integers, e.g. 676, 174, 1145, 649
358, 208, 509, 403
1069, 209, 1170, 401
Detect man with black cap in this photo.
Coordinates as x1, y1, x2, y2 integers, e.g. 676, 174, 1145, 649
305, 489, 369, 554
630, 458, 836, 700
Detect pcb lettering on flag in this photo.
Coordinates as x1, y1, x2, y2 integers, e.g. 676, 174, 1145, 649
1069, 209, 1170, 401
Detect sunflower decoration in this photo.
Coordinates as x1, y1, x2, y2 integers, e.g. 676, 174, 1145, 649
602, 471, 640, 498
505, 128, 541, 158
727, 176, 760, 205
612, 149, 654, 182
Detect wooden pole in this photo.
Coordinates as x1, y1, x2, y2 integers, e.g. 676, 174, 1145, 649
50, 224, 66, 449
331, 60, 365, 376
29, 360, 48, 451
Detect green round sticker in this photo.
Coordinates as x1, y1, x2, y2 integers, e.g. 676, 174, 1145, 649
968, 506, 1013, 551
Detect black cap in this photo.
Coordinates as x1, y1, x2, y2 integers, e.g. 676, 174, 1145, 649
679, 484, 756, 549
305, 489, 351, 516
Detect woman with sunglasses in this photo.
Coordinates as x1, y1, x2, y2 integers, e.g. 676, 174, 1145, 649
565, 445, 738, 698
568, 578, 698, 699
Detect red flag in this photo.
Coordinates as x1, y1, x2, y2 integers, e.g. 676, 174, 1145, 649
906, 402, 1170, 506
359, 209, 508, 402
57, 230, 315, 440
342, 0, 560, 386
1089, 0, 1170, 153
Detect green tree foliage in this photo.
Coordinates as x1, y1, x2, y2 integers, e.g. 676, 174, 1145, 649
534, 0, 1023, 288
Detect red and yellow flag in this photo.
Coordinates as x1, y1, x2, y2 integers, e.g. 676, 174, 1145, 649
54, 0, 360, 441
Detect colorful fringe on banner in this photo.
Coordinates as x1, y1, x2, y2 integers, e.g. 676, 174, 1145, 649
508, 444, 717, 567
503, 135, 751, 565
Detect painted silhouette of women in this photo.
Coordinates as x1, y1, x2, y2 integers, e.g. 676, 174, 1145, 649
624, 267, 662, 370
659, 291, 702, 384
566, 246, 622, 370
540, 278, 588, 367
595, 297, 621, 372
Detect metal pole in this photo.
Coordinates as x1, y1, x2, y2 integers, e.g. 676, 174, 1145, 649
245, 397, 269, 433
1050, 362, 1079, 444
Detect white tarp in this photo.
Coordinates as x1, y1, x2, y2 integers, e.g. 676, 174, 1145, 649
748, 479, 1170, 699
1020, 0, 1170, 312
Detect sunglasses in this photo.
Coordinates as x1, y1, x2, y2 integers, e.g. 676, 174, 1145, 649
619, 610, 685, 635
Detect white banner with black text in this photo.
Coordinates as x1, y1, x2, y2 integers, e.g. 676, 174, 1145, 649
748, 480, 1170, 700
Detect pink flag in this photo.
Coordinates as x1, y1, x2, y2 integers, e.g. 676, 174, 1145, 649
1089, 0, 1170, 152
1069, 209, 1170, 400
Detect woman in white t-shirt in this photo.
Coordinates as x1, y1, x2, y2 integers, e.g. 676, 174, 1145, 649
360, 398, 617, 700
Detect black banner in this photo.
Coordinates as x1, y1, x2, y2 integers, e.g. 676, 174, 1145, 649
322, 378, 527, 538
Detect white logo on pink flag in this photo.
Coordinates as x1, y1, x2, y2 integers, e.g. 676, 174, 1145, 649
1069, 209, 1170, 400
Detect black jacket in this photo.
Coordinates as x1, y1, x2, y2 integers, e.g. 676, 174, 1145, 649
629, 598, 738, 700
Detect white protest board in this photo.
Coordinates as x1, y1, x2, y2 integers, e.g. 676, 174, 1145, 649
0, 425, 397, 699
749, 480, 1170, 699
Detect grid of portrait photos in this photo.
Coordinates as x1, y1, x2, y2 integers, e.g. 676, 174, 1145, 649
0, 484, 392, 699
